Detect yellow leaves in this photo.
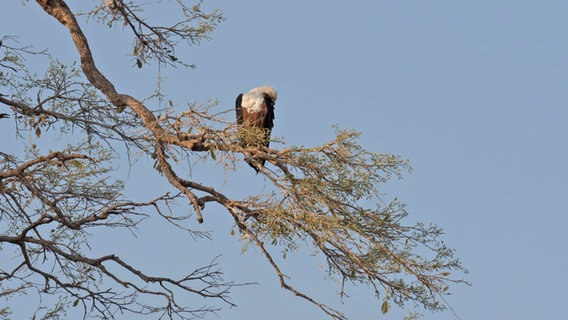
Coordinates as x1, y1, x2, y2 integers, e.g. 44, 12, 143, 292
23, 114, 47, 139
381, 300, 389, 314
237, 125, 271, 147
381, 289, 391, 314
69, 160, 84, 170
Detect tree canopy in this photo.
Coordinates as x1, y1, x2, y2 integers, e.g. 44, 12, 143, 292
0, 1, 467, 319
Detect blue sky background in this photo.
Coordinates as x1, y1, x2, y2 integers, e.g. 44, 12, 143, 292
2, 1, 568, 319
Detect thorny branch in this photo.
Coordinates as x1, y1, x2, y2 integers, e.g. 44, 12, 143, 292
0, 147, 236, 319
80, 0, 223, 67
0, 1, 467, 319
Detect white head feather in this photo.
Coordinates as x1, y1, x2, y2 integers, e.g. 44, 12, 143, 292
241, 86, 277, 113
249, 85, 277, 102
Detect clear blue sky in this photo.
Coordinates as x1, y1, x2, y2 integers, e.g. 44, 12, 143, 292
2, 1, 568, 319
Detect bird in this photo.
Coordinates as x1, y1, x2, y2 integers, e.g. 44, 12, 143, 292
235, 85, 277, 172
0, 113, 8, 119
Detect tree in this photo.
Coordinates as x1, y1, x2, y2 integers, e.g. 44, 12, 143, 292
0, 1, 467, 319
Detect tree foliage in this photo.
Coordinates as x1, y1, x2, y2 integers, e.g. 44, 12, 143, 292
0, 1, 467, 319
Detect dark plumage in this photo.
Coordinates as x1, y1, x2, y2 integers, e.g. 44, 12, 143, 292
235, 86, 277, 172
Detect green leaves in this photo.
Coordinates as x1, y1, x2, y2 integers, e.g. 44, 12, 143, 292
241, 127, 466, 316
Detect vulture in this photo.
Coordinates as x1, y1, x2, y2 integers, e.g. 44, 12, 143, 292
235, 85, 277, 172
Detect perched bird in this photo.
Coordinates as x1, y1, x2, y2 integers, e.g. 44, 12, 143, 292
235, 86, 277, 172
